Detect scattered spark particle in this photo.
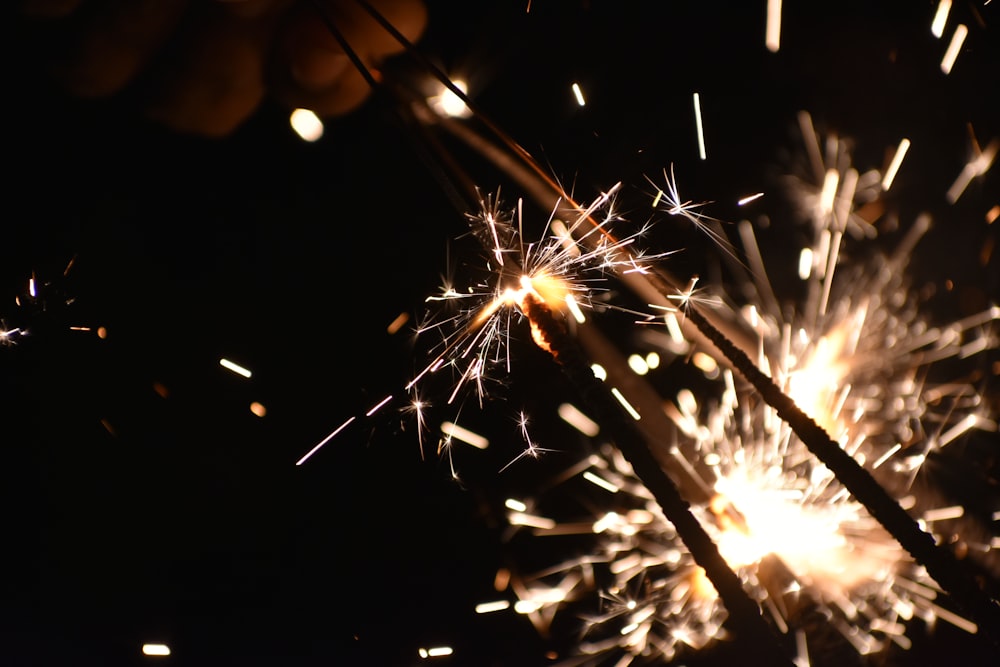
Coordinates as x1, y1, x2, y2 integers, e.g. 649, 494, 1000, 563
591, 364, 608, 381
947, 137, 998, 203
506, 498, 528, 512
429, 79, 471, 118
417, 646, 454, 658
250, 401, 267, 417
610, 387, 641, 419
987, 205, 999, 224
940, 24, 968, 74
738, 192, 765, 206
882, 137, 911, 190
798, 247, 813, 280
931, 0, 952, 38
97, 326, 108, 338
152, 382, 170, 399
571, 82, 587, 106
476, 600, 511, 614
100, 418, 116, 436
365, 394, 393, 417
387, 311, 409, 334
29, 276, 36, 298
141, 644, 170, 657
219, 358, 252, 379
692, 92, 707, 160
440, 421, 489, 449
296, 416, 356, 465
508, 511, 556, 530
765, 0, 782, 52
558, 402, 600, 436
583, 470, 620, 493
922, 506, 965, 522
289, 108, 324, 142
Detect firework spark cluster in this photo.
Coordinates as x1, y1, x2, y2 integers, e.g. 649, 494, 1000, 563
478, 117, 999, 665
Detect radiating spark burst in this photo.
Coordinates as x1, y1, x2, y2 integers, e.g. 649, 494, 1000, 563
498, 120, 998, 665
404, 183, 675, 464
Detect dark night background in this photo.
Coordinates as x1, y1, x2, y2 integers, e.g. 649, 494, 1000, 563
3, 2, 1000, 666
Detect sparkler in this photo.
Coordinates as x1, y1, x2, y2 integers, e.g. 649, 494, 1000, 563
300, 2, 999, 663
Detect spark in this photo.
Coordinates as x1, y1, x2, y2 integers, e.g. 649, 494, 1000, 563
931, 0, 952, 37
559, 402, 601, 436
476, 600, 511, 614
572, 82, 587, 106
219, 358, 252, 378
940, 24, 968, 74
765, 0, 782, 52
946, 136, 998, 204
881, 137, 911, 190
417, 646, 454, 658
296, 416, 356, 466
440, 421, 489, 449
692, 92, 707, 160
738, 192, 765, 206
141, 644, 171, 656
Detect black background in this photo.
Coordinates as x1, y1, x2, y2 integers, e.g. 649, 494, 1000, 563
3, 2, 1000, 666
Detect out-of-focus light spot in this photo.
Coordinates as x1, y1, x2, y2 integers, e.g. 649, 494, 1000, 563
142, 643, 171, 656
152, 382, 170, 399
441, 421, 489, 449
558, 402, 599, 436
290, 108, 324, 142
571, 82, 586, 106
627, 353, 650, 375
798, 247, 813, 280
645, 352, 660, 369
101, 418, 117, 436
940, 24, 967, 74
881, 138, 911, 190
583, 470, 620, 493
475, 600, 510, 614
505, 498, 527, 512
508, 512, 556, 529
429, 79, 471, 118
220, 358, 252, 379
692, 351, 718, 376
987, 205, 999, 224
494, 567, 511, 591
387, 311, 409, 335
947, 138, 998, 204
418, 646, 454, 659
931, 0, 951, 38
692, 92, 707, 160
250, 401, 267, 417
97, 326, 108, 339
765, 0, 782, 52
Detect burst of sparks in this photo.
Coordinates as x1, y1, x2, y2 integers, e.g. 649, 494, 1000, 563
494, 119, 998, 665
